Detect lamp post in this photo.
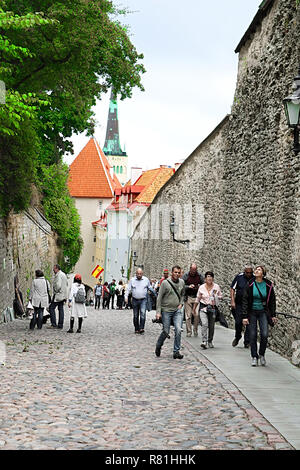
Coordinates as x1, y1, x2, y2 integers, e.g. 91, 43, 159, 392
283, 66, 300, 154
170, 215, 190, 246
120, 266, 125, 278
132, 251, 144, 270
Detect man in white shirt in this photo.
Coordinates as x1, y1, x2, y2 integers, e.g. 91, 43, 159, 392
125, 268, 151, 334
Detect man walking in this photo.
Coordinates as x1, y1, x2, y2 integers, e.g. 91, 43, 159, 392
230, 265, 254, 348
125, 268, 151, 334
182, 263, 204, 337
49, 264, 68, 329
108, 279, 116, 309
155, 265, 185, 359
94, 281, 102, 309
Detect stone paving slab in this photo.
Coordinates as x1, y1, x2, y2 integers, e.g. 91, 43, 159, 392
0, 308, 294, 450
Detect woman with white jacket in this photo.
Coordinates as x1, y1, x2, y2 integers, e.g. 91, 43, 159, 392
67, 274, 87, 333
29, 270, 51, 330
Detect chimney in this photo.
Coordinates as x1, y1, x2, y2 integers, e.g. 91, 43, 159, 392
130, 167, 143, 185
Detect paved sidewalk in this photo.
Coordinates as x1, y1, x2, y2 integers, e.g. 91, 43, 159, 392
0, 308, 296, 450
184, 324, 300, 450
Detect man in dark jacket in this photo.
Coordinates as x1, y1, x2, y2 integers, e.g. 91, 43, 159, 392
230, 265, 254, 348
182, 263, 204, 337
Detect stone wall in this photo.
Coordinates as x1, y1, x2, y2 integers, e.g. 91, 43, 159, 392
0, 207, 59, 321
131, 0, 300, 360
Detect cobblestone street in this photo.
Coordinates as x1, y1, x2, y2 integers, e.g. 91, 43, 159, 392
0, 308, 293, 450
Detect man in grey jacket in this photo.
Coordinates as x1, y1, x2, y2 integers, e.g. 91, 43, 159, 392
155, 265, 185, 359
49, 264, 68, 329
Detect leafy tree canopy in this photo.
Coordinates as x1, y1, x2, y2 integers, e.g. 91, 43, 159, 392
0, 0, 145, 271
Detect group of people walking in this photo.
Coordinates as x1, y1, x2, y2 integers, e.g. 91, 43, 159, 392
28, 264, 87, 334
126, 262, 277, 367
94, 280, 129, 310
28, 261, 277, 367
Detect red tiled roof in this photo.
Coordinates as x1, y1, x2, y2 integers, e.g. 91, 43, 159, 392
68, 138, 121, 198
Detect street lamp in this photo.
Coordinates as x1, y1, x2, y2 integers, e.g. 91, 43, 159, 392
120, 266, 125, 277
132, 251, 144, 270
170, 215, 190, 246
283, 66, 300, 154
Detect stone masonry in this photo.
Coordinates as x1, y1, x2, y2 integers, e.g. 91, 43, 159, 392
0, 207, 59, 320
131, 0, 300, 360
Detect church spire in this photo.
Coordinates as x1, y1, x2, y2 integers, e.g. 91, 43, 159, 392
103, 89, 126, 156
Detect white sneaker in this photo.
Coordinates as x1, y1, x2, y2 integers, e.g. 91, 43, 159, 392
251, 357, 258, 367
208, 342, 214, 348
259, 355, 266, 366
201, 342, 207, 349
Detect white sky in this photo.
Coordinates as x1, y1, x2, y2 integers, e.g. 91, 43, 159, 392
64, 0, 261, 171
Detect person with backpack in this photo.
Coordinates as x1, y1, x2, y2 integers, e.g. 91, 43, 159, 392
94, 281, 102, 309
108, 279, 116, 309
67, 274, 87, 333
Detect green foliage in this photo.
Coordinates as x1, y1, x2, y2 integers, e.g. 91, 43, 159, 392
36, 162, 83, 273
0, 0, 145, 271
0, 120, 38, 216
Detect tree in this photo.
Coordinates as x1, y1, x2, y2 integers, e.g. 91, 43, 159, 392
0, 0, 145, 271
1, 0, 145, 159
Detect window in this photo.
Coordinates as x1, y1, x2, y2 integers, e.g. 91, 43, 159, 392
120, 166, 123, 174
116, 166, 119, 174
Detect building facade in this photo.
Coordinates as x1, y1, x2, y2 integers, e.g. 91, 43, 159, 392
68, 137, 121, 288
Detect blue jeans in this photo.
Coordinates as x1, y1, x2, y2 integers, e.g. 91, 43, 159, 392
157, 309, 183, 353
249, 310, 269, 358
49, 300, 65, 328
132, 297, 147, 331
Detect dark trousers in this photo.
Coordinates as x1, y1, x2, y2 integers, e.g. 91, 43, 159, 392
30, 306, 44, 329
249, 310, 269, 358
233, 303, 250, 345
49, 300, 64, 328
103, 296, 109, 309
95, 295, 101, 309
110, 294, 115, 309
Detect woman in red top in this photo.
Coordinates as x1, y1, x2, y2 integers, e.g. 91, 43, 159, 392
102, 282, 110, 309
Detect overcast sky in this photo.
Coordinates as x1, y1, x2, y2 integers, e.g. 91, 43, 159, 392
64, 0, 261, 171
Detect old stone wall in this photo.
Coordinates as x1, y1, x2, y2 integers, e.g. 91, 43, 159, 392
0, 207, 59, 321
132, 0, 300, 360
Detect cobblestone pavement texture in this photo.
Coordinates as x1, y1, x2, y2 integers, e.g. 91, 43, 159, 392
0, 308, 293, 450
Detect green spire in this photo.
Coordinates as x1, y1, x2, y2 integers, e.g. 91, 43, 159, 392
103, 89, 127, 156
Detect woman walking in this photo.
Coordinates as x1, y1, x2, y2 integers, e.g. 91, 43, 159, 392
116, 281, 125, 309
193, 271, 222, 349
29, 270, 51, 330
67, 274, 87, 333
242, 265, 277, 366
102, 282, 110, 309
